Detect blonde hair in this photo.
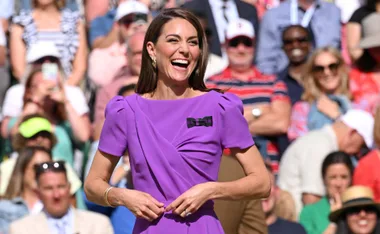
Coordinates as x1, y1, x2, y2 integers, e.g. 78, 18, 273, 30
32, 0, 65, 9
301, 47, 351, 103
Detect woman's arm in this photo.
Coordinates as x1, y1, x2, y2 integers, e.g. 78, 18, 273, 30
64, 101, 91, 142
9, 24, 26, 81
66, 20, 87, 86
346, 22, 363, 62
84, 150, 165, 221
211, 146, 271, 200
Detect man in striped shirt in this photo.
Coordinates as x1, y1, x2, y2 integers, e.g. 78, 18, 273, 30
207, 18, 291, 173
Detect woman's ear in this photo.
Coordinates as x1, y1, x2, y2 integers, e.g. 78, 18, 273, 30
146, 41, 156, 59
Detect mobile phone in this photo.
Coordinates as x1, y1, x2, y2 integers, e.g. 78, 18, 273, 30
42, 63, 58, 81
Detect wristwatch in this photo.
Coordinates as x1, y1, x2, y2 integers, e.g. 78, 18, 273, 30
251, 108, 262, 119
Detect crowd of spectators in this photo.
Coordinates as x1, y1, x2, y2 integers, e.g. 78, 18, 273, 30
0, 0, 380, 233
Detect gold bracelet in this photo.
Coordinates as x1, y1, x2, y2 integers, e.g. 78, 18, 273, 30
103, 186, 115, 207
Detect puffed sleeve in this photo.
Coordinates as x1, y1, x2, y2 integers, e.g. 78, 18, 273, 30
219, 92, 255, 149
98, 96, 128, 157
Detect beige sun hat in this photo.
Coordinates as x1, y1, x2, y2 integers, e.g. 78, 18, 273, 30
359, 13, 380, 49
329, 186, 380, 222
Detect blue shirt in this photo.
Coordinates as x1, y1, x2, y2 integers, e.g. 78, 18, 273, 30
256, 0, 341, 75
277, 68, 304, 106
89, 9, 116, 47
0, 0, 14, 18
269, 218, 307, 234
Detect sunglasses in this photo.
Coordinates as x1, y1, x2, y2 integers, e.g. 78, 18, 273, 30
34, 56, 60, 65
34, 160, 66, 179
346, 206, 378, 216
120, 13, 148, 27
283, 36, 309, 46
228, 37, 254, 48
312, 62, 340, 75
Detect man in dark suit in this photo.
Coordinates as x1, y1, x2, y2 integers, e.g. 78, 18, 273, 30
182, 0, 259, 57
215, 155, 267, 234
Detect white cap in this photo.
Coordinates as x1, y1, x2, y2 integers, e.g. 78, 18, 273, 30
114, 1, 149, 22
225, 18, 255, 41
26, 41, 61, 63
340, 109, 374, 148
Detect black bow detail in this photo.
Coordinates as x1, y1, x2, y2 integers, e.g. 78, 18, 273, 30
187, 116, 213, 128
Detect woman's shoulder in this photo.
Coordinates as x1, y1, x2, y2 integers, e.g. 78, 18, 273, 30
105, 95, 135, 117
301, 197, 329, 214
12, 10, 33, 26
213, 91, 244, 111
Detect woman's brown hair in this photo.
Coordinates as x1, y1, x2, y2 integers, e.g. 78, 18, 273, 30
3, 146, 52, 200
23, 67, 67, 123
136, 8, 219, 94
32, 0, 66, 9
301, 47, 351, 103
374, 106, 380, 148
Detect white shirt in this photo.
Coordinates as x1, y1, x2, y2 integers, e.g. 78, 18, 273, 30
0, 23, 6, 47
208, 0, 239, 45
2, 84, 89, 119
278, 126, 338, 217
46, 207, 74, 234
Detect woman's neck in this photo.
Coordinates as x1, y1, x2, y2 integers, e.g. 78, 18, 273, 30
22, 188, 39, 210
150, 77, 195, 100
376, 2, 380, 12
34, 4, 59, 15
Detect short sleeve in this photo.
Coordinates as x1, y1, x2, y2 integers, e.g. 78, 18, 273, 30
348, 7, 371, 24
98, 96, 128, 157
219, 92, 254, 149
272, 79, 290, 102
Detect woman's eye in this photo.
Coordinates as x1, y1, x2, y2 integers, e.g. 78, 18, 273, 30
189, 41, 199, 46
168, 39, 178, 43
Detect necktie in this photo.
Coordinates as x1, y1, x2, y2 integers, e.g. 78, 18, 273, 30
55, 220, 66, 234
222, 0, 229, 23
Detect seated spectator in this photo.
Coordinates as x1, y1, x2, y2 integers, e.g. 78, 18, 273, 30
278, 25, 312, 106
288, 47, 352, 141
214, 155, 267, 234
279, 109, 374, 215
10, 0, 87, 85
9, 160, 114, 234
346, 0, 380, 62
182, 0, 259, 59
88, 0, 149, 87
329, 185, 380, 234
353, 106, 380, 202
262, 163, 307, 234
207, 18, 291, 172
256, 0, 341, 75
300, 151, 354, 234
1, 42, 90, 140
0, 147, 52, 234
0, 115, 82, 198
92, 31, 144, 142
350, 13, 380, 114
2, 66, 90, 163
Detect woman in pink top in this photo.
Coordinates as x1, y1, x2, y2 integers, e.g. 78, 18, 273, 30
288, 47, 352, 141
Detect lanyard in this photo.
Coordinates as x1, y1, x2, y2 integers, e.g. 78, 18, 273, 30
290, 0, 317, 27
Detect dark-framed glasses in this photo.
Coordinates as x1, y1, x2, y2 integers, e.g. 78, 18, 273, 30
283, 36, 309, 46
228, 37, 254, 48
346, 206, 378, 216
312, 62, 340, 75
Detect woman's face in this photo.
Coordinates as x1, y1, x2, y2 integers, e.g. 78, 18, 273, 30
312, 52, 342, 94
347, 206, 378, 234
147, 18, 201, 85
23, 150, 51, 191
324, 163, 351, 198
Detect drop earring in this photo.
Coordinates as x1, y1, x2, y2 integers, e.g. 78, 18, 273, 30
152, 57, 156, 69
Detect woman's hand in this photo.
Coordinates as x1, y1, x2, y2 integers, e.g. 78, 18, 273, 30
329, 193, 342, 212
123, 189, 165, 221
49, 86, 67, 104
34, 81, 55, 102
165, 182, 214, 218
317, 95, 341, 120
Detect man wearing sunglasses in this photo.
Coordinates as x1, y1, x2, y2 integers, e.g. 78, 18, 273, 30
88, 0, 149, 87
207, 18, 291, 174
9, 161, 114, 234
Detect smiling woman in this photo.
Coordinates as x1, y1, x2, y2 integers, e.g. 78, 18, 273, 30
84, 8, 270, 234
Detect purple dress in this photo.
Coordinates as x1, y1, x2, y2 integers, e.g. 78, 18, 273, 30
99, 90, 254, 234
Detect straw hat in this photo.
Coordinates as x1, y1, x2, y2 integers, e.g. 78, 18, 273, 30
329, 186, 380, 222
359, 13, 380, 49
